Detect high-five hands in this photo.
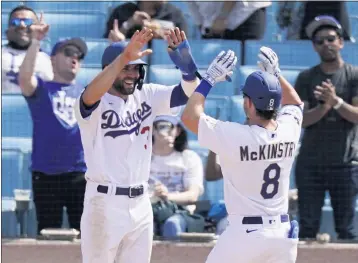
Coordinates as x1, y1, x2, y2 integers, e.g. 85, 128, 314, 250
122, 27, 153, 62
203, 50, 238, 87
257, 46, 281, 78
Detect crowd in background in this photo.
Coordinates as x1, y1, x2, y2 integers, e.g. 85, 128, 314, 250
1, 1, 358, 241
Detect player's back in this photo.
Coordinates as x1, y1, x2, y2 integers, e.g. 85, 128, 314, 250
202, 104, 303, 217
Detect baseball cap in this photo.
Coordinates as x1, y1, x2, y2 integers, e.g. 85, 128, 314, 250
305, 15, 343, 39
154, 115, 179, 126
242, 71, 282, 111
101, 41, 148, 67
51, 37, 87, 58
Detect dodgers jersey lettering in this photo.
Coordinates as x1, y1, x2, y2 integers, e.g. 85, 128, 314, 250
198, 104, 303, 216
75, 83, 179, 186
25, 78, 86, 174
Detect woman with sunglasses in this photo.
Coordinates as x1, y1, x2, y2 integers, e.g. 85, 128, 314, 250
150, 115, 204, 238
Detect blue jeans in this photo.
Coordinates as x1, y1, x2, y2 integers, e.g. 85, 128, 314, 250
160, 213, 187, 238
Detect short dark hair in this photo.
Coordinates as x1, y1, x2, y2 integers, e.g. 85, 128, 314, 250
8, 5, 37, 25
173, 123, 188, 152
256, 109, 278, 120
312, 25, 343, 39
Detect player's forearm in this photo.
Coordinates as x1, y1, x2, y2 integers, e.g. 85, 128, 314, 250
167, 189, 200, 205
302, 104, 330, 128
82, 55, 129, 106
217, 1, 236, 18
335, 101, 358, 124
18, 39, 40, 96
279, 75, 302, 106
181, 80, 209, 134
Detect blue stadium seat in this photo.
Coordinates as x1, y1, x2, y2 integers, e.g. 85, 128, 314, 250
148, 65, 238, 96
238, 65, 307, 88
2, 94, 33, 138
76, 65, 102, 87
2, 149, 27, 197
244, 40, 320, 67
341, 43, 358, 65
82, 38, 109, 65
229, 95, 246, 123
43, 11, 106, 39
26, 1, 111, 13
150, 39, 242, 66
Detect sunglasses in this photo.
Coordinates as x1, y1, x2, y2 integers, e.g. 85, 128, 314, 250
10, 18, 33, 27
313, 35, 338, 45
154, 121, 174, 133
62, 47, 84, 60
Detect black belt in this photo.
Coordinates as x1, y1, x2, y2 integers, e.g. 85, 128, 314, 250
242, 215, 289, 225
97, 185, 144, 198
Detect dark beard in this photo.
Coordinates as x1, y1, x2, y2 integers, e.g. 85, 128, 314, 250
8, 39, 31, 50
113, 81, 136, 95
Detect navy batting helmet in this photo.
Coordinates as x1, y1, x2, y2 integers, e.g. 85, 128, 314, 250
242, 71, 282, 111
101, 41, 147, 90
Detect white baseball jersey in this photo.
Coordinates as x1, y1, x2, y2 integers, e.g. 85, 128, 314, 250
74, 83, 180, 187
198, 104, 303, 216
2, 45, 53, 93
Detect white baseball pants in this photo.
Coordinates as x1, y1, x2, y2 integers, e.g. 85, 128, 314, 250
80, 181, 153, 263
206, 215, 298, 263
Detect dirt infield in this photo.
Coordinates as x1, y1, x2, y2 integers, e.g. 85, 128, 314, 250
2, 239, 358, 263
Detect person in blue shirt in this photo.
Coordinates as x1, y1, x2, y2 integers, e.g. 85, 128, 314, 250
18, 14, 88, 234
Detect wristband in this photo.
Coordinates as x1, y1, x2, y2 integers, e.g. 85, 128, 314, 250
333, 97, 343, 110
194, 79, 212, 98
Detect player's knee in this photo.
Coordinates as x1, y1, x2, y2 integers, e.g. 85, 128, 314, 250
162, 214, 186, 238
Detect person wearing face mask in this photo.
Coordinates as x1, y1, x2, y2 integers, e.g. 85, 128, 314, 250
149, 115, 204, 238
18, 14, 88, 235
2, 5, 53, 93
294, 16, 358, 240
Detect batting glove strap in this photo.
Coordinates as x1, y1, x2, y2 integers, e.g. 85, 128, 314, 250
168, 39, 198, 81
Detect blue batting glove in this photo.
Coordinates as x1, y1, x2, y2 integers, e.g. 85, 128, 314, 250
168, 39, 199, 81
288, 220, 299, 239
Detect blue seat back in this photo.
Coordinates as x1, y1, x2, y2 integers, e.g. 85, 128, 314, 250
76, 66, 102, 87
26, 1, 111, 13
2, 94, 32, 138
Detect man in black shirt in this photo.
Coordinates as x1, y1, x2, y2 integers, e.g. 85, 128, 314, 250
104, 1, 187, 41
295, 15, 358, 240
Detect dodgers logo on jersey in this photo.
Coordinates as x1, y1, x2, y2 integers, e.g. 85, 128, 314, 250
101, 101, 152, 138
52, 90, 77, 126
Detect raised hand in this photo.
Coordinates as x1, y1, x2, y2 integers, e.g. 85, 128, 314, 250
165, 27, 199, 81
257, 46, 281, 78
30, 12, 49, 41
108, 19, 125, 42
122, 27, 153, 62
203, 50, 238, 87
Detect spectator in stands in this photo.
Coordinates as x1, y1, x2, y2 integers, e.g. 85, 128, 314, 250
104, 1, 187, 41
18, 15, 88, 235
188, 1, 271, 41
2, 5, 53, 93
150, 115, 204, 238
295, 16, 358, 240
277, 1, 353, 41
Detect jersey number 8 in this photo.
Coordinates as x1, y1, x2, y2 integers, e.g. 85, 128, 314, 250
260, 163, 280, 199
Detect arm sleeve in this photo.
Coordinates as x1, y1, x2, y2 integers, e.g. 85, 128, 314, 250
74, 91, 102, 125
277, 103, 304, 130
183, 150, 204, 194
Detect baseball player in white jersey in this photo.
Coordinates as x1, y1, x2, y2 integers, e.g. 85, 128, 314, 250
181, 47, 302, 263
74, 28, 202, 263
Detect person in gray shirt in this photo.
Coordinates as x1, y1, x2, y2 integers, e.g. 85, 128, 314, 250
295, 16, 358, 240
